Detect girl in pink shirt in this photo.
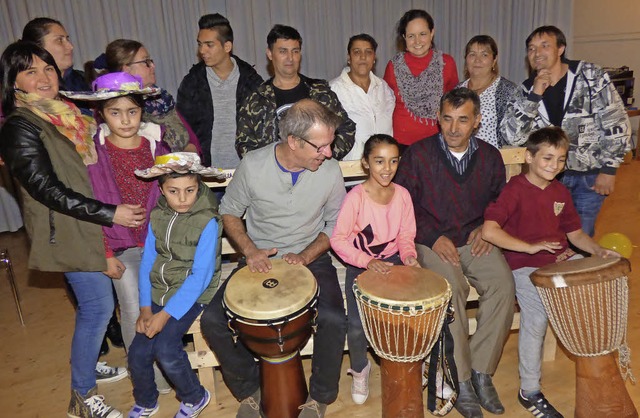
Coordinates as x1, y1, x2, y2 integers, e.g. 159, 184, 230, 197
330, 134, 419, 405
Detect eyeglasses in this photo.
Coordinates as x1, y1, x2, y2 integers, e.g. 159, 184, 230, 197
295, 136, 330, 154
127, 58, 154, 68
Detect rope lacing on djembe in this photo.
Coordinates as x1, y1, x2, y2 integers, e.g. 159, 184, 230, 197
355, 290, 450, 363
537, 275, 634, 383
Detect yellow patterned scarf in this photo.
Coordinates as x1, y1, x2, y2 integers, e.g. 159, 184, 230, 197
15, 91, 98, 165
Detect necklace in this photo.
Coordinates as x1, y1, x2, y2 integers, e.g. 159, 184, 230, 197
469, 74, 497, 94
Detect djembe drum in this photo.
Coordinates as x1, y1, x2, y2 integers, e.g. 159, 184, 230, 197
530, 257, 637, 418
223, 259, 318, 418
354, 265, 452, 418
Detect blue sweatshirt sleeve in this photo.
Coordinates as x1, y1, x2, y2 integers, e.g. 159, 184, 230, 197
164, 219, 219, 320
138, 224, 157, 308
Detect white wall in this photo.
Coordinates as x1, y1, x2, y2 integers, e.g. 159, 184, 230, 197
573, 0, 640, 106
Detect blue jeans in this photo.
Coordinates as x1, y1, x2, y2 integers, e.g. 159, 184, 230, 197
345, 253, 402, 372
560, 171, 606, 237
128, 302, 205, 407
200, 253, 347, 404
64, 271, 115, 395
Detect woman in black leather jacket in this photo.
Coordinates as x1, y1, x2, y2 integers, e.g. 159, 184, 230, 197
0, 41, 144, 418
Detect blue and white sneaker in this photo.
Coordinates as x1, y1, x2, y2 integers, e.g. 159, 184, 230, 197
127, 403, 158, 418
174, 389, 211, 418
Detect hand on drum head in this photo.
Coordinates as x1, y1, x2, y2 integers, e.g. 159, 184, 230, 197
403, 256, 420, 267
367, 259, 394, 273
283, 252, 308, 266
594, 246, 622, 258
246, 247, 277, 273
433, 235, 460, 266
467, 227, 493, 257
527, 241, 562, 254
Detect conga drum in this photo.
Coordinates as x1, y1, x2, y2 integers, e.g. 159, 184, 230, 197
223, 259, 318, 418
530, 257, 637, 418
354, 265, 452, 418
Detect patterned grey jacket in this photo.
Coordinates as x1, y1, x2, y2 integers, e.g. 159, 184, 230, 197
235, 74, 356, 160
501, 60, 631, 174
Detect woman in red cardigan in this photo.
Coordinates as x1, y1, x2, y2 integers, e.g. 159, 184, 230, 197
384, 9, 459, 148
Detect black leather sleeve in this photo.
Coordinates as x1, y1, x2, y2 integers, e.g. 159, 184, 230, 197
0, 116, 116, 226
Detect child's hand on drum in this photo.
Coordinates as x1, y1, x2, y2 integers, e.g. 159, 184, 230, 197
403, 256, 420, 267
527, 241, 562, 254
367, 259, 393, 274
594, 247, 621, 258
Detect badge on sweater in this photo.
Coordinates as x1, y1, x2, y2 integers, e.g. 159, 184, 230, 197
554, 201, 565, 216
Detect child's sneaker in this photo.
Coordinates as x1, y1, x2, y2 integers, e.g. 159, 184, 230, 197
435, 370, 454, 400
518, 390, 564, 418
67, 387, 123, 418
128, 404, 159, 418
422, 362, 454, 400
347, 360, 371, 404
96, 361, 128, 383
174, 389, 210, 418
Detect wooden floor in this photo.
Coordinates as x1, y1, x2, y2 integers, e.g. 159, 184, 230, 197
1, 159, 640, 418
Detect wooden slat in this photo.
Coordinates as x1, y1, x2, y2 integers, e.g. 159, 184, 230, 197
205, 148, 525, 189
499, 146, 526, 165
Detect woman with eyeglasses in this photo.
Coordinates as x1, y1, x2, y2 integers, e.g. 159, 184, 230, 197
94, 39, 201, 154
383, 9, 459, 149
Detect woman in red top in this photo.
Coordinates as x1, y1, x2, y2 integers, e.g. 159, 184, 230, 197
384, 9, 459, 147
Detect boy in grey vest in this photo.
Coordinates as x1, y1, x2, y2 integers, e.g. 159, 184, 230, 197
127, 153, 223, 418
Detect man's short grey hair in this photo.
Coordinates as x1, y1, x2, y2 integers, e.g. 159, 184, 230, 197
279, 99, 342, 142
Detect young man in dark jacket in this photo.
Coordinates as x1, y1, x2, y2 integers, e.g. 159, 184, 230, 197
177, 13, 263, 168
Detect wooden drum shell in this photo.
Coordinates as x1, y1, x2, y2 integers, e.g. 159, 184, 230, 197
530, 256, 637, 418
354, 266, 451, 418
223, 260, 318, 418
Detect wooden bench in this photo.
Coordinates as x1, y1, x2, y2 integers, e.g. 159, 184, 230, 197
186, 147, 557, 406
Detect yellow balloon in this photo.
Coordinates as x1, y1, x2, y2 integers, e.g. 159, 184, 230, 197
598, 232, 633, 258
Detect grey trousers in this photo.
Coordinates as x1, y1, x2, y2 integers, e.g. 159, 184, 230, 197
416, 243, 515, 382
514, 254, 581, 392
513, 266, 546, 392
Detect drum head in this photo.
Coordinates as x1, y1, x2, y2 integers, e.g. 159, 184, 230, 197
224, 259, 317, 320
530, 256, 630, 288
356, 266, 450, 308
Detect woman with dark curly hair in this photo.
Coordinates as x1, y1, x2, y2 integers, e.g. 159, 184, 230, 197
384, 9, 459, 149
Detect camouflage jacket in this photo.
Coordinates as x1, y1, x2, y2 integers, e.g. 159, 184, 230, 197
235, 74, 356, 160
501, 60, 631, 174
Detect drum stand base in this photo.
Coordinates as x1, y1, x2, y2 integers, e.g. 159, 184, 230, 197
380, 359, 424, 418
575, 354, 637, 418
260, 353, 308, 418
